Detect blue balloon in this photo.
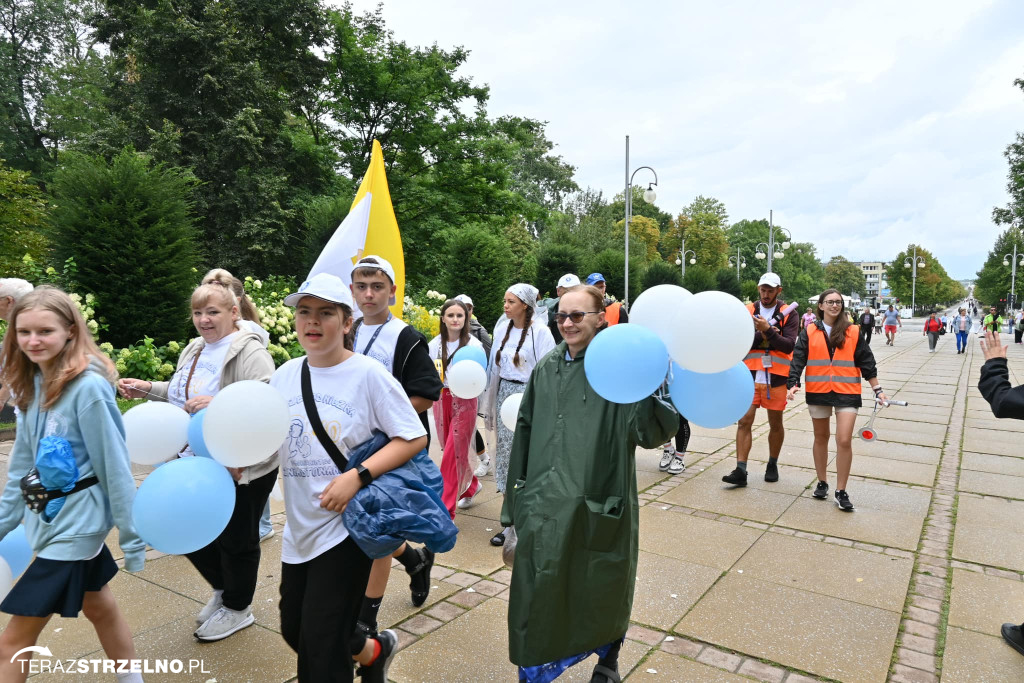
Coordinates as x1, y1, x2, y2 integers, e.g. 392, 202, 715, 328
452, 345, 487, 371
668, 362, 754, 429
584, 324, 669, 403
0, 525, 32, 576
132, 457, 235, 555
188, 409, 213, 458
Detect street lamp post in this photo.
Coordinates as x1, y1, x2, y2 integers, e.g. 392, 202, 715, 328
1002, 244, 1024, 313
753, 210, 792, 272
624, 135, 658, 310
728, 248, 746, 281
675, 237, 696, 278
903, 246, 926, 315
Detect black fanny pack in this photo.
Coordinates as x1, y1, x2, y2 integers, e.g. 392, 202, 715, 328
20, 469, 99, 514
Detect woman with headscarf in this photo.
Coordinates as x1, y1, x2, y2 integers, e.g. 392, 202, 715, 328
481, 284, 556, 546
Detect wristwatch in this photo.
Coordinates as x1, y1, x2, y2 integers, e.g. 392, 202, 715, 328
356, 465, 373, 489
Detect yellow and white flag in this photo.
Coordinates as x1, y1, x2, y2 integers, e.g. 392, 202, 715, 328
307, 139, 405, 319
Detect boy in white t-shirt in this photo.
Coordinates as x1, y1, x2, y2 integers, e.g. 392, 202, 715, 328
272, 273, 427, 682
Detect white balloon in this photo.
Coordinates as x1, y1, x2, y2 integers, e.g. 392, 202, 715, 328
203, 381, 290, 468
500, 392, 524, 431
672, 291, 754, 374
447, 360, 487, 399
630, 284, 692, 349
123, 402, 190, 465
0, 557, 11, 601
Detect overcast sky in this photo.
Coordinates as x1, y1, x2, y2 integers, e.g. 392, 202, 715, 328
344, 0, 1024, 279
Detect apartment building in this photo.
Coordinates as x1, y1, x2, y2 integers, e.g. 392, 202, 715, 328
856, 261, 888, 298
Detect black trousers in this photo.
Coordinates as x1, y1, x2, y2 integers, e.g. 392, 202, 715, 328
280, 536, 373, 682
1015, 328, 1023, 344
186, 467, 278, 611
674, 417, 691, 452
475, 429, 485, 454
861, 328, 872, 345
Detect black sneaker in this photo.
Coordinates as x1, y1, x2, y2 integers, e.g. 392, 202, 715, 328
722, 468, 747, 487
764, 461, 779, 483
835, 489, 854, 511
407, 547, 434, 607
1001, 623, 1024, 658
357, 629, 397, 683
812, 481, 829, 499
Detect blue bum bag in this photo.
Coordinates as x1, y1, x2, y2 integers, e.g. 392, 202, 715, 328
20, 436, 98, 521
300, 359, 458, 559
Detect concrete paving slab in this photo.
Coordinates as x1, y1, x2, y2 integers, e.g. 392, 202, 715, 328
966, 417, 1024, 432
631, 551, 721, 630
964, 427, 1024, 446
892, 391, 955, 408
686, 435, 737, 454
378, 566, 461, 630
961, 452, 1024, 477
700, 457, 816, 496
133, 554, 216, 603
636, 470, 670, 492
658, 473, 799, 524
963, 438, 1024, 457
389, 597, 516, 682
776, 488, 928, 551
456, 492, 504, 522
953, 496, 1024, 572
624, 651, 748, 681
826, 453, 937, 486
745, 442, 834, 466
941, 627, 1024, 682
560, 638, 651, 682
637, 506, 762, 570
948, 568, 1024, 635
734, 532, 913, 611
438, 514, 508, 576
857, 440, 941, 464
677, 573, 900, 683
959, 469, 1024, 501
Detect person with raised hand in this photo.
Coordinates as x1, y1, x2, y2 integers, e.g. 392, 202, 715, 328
0, 287, 145, 683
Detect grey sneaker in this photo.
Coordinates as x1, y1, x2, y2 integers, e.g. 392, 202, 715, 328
659, 444, 675, 471
195, 589, 223, 625
194, 605, 255, 641
666, 454, 685, 475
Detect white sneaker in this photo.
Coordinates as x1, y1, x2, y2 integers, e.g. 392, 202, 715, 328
196, 589, 224, 625
259, 527, 275, 543
667, 455, 686, 475
194, 605, 255, 641
474, 453, 490, 478
458, 481, 482, 510
659, 444, 674, 471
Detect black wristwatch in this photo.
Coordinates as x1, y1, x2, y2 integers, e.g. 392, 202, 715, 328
356, 465, 373, 489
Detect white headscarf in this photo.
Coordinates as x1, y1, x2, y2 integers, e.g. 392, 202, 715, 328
506, 283, 539, 311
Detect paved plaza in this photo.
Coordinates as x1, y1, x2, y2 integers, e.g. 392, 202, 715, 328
4, 320, 1024, 682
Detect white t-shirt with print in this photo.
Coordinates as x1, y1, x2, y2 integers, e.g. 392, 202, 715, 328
753, 304, 777, 386
353, 317, 404, 371
167, 332, 240, 408
270, 354, 427, 564
427, 335, 482, 387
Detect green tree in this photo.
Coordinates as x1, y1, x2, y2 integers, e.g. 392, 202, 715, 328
440, 224, 509, 330
49, 148, 200, 346
715, 268, 741, 298
663, 212, 728, 269
975, 229, 1024, 307
641, 260, 683, 290
503, 223, 538, 286
614, 215, 660, 261
0, 160, 48, 277
609, 185, 673, 233
823, 256, 865, 297
726, 219, 824, 304
992, 76, 1024, 228
885, 245, 962, 313
682, 265, 717, 294
536, 242, 582, 297
585, 248, 642, 303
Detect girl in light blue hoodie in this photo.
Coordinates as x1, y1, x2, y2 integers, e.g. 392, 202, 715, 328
0, 287, 145, 683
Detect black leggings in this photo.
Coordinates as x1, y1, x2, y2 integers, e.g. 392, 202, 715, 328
674, 417, 690, 453
475, 429, 485, 454
280, 536, 374, 682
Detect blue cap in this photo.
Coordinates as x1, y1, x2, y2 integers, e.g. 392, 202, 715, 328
585, 273, 606, 286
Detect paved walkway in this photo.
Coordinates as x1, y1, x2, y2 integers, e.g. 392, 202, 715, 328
3, 319, 1024, 682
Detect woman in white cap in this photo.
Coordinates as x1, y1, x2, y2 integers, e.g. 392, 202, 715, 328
482, 283, 556, 546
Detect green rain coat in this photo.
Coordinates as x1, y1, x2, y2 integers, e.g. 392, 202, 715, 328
499, 341, 678, 667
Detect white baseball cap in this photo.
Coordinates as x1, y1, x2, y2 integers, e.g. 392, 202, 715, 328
455, 294, 473, 307
757, 272, 782, 288
284, 272, 355, 309
558, 274, 581, 289
351, 255, 397, 305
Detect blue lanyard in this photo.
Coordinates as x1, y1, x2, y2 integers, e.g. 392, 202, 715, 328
360, 313, 394, 356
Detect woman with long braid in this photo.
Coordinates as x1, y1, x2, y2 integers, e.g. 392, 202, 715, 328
481, 284, 555, 546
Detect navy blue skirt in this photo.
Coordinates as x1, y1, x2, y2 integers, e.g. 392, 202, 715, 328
0, 545, 118, 618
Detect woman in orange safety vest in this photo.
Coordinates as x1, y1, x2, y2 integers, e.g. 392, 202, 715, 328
786, 289, 888, 511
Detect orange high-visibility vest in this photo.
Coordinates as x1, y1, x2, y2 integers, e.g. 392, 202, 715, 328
742, 302, 794, 378
804, 324, 861, 395
606, 302, 622, 326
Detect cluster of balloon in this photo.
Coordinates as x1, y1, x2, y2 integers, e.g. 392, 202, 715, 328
584, 284, 756, 429
0, 526, 32, 600
126, 380, 290, 554
447, 346, 488, 399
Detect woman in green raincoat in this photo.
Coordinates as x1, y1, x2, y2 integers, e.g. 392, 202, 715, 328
501, 286, 677, 682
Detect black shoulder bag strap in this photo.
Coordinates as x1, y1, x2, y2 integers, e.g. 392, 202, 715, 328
300, 358, 348, 472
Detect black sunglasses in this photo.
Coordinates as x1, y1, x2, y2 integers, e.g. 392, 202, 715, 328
555, 311, 601, 324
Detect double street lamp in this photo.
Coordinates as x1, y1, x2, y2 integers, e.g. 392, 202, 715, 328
728, 248, 747, 281
903, 246, 926, 315
753, 210, 791, 273
1002, 244, 1023, 313
675, 237, 696, 277
624, 135, 658, 310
